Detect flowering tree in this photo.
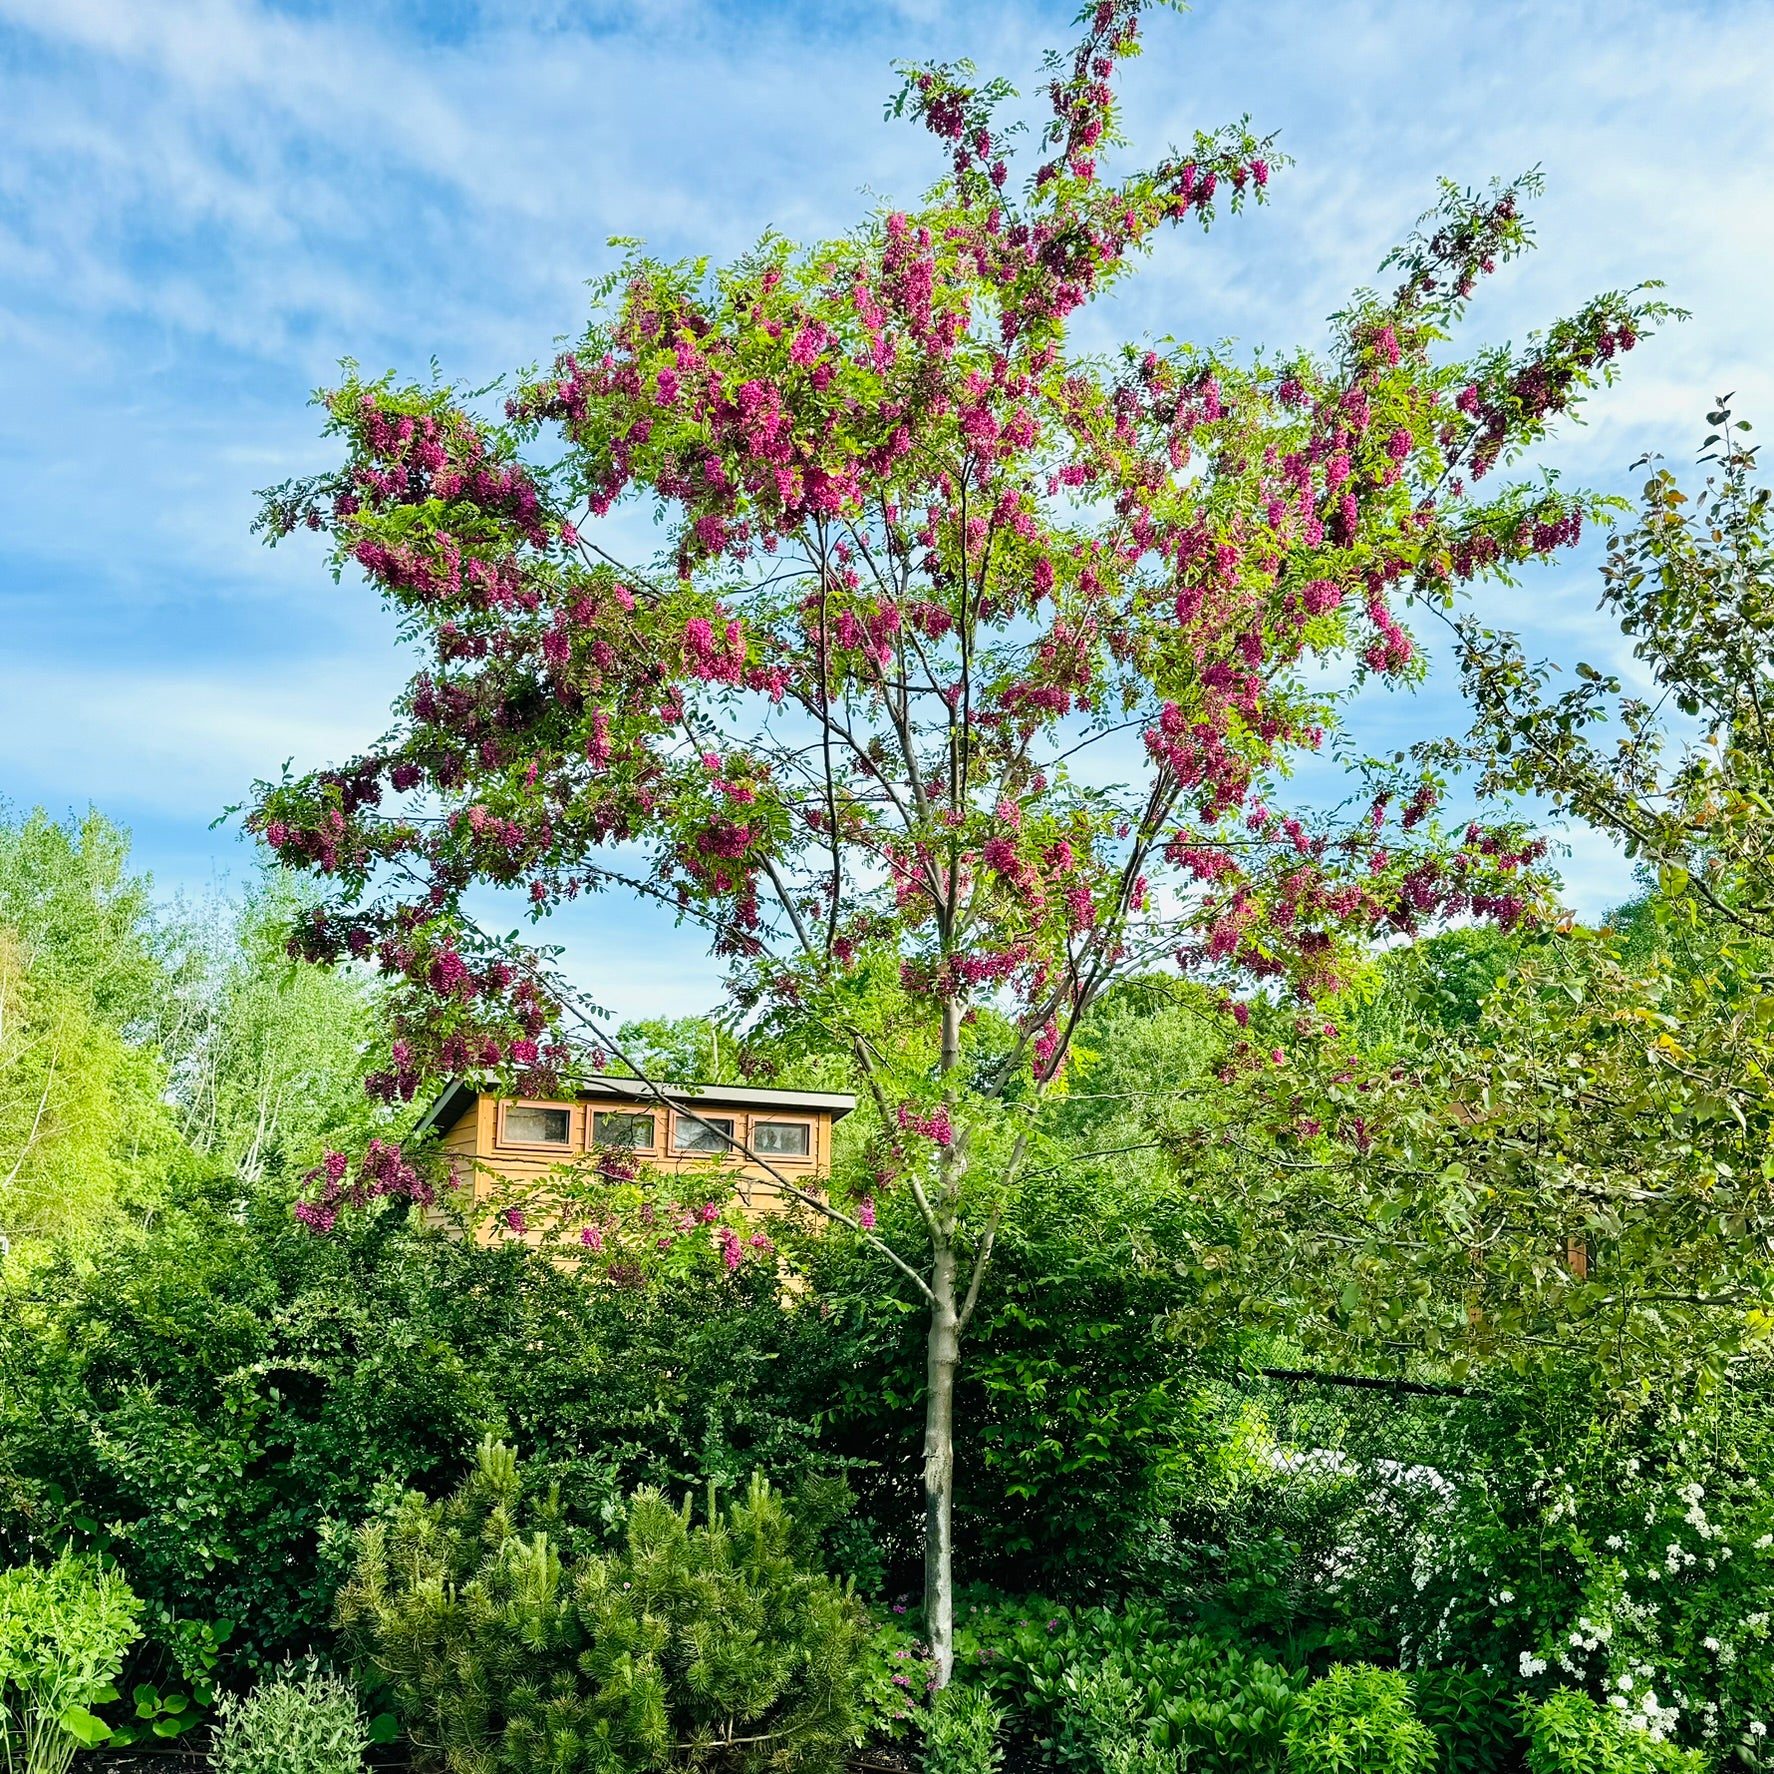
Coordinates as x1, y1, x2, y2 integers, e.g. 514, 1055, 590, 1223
249, 1, 1666, 1677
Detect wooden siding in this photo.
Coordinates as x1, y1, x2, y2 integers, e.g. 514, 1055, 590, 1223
427, 1087, 841, 1243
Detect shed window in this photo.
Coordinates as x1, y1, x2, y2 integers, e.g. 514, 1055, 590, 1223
592, 1110, 655, 1149
751, 1119, 812, 1158
505, 1105, 570, 1145
673, 1114, 735, 1155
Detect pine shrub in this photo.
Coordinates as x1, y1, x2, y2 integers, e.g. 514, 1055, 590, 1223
338, 1437, 866, 1774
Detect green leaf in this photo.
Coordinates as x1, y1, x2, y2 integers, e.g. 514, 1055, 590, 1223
368, 1712, 402, 1745
59, 1707, 113, 1748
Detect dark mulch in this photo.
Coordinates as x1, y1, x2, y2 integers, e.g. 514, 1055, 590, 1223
82, 1745, 922, 1773
81, 1751, 412, 1774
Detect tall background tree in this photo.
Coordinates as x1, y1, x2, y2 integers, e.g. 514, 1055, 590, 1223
249, 0, 1667, 1676
1181, 412, 1774, 1391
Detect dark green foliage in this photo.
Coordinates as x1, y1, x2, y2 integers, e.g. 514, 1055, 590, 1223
795, 1160, 1215, 1594
339, 1438, 865, 1774
0, 1183, 831, 1683
1414, 1669, 1524, 1774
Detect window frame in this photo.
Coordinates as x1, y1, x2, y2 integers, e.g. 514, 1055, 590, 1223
670, 1110, 738, 1158
496, 1099, 577, 1153
746, 1116, 817, 1163
589, 1106, 660, 1153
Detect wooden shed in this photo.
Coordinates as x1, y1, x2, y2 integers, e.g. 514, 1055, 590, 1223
413, 1075, 857, 1222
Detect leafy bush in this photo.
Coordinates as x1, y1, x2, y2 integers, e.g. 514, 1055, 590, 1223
956, 1603, 1305, 1772
925, 1682, 1005, 1774
1412, 1668, 1523, 1774
339, 1437, 867, 1773
0, 1551, 141, 1774
1519, 1690, 1703, 1774
211, 1661, 367, 1774
853, 1609, 930, 1743
1390, 1373, 1774, 1756
798, 1150, 1221, 1595
0, 1187, 832, 1682
1286, 1666, 1437, 1774
1064, 1667, 1188, 1774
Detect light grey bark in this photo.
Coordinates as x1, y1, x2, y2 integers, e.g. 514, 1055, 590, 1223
922, 1228, 960, 1684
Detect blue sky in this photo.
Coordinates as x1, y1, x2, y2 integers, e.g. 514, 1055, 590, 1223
2, 0, 1771, 1019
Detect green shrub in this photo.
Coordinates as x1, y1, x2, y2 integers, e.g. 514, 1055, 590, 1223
0, 1187, 833, 1683
1286, 1665, 1437, 1774
1519, 1690, 1703, 1774
957, 1604, 1305, 1773
1064, 1667, 1188, 1774
925, 1682, 1005, 1774
0, 1550, 141, 1774
339, 1437, 866, 1773
211, 1661, 367, 1774
853, 1609, 930, 1744
1412, 1668, 1522, 1774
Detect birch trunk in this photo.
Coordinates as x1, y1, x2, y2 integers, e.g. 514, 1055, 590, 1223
922, 1230, 960, 1685
923, 993, 966, 1684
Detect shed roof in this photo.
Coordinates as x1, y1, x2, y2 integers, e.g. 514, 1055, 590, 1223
413, 1074, 857, 1139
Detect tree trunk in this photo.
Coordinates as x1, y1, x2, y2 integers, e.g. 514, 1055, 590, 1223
925, 992, 966, 1685
922, 1229, 960, 1686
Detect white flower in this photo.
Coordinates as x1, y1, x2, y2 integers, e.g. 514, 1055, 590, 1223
1630, 1690, 1682, 1742
1750, 1722, 1767, 1739
1498, 1589, 1515, 1603
1755, 1534, 1773, 1552
1704, 1637, 1722, 1653
1520, 1652, 1549, 1678
1619, 1675, 1635, 1692
1606, 1535, 1624, 1550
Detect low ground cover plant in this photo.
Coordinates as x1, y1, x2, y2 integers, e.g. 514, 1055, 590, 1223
210, 1661, 367, 1774
924, 1681, 1006, 1774
956, 1603, 1307, 1772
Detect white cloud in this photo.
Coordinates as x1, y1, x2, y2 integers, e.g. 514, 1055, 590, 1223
0, 657, 408, 818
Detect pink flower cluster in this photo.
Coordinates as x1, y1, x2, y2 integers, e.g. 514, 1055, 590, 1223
295, 1139, 435, 1233
897, 1102, 956, 1148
